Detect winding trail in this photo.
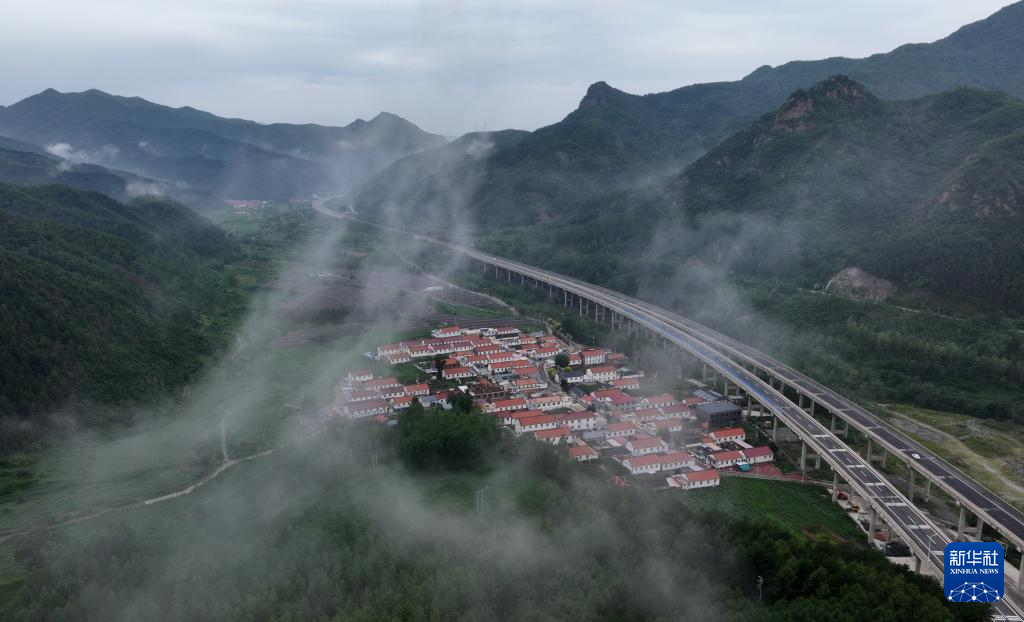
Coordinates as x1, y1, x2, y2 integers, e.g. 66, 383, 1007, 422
0, 431, 320, 546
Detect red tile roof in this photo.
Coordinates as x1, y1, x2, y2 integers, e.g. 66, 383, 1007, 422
742, 446, 774, 459
712, 427, 746, 438
569, 445, 597, 457
534, 426, 573, 439
628, 437, 666, 450
686, 469, 720, 483
711, 450, 743, 462
519, 415, 556, 427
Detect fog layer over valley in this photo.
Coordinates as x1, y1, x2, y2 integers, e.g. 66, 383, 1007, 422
0, 201, 984, 621
4, 3, 1024, 621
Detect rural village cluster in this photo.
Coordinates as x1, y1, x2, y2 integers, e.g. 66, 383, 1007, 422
330, 323, 778, 490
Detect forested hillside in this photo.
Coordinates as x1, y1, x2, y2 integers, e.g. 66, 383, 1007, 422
0, 144, 176, 200
0, 424, 989, 622
349, 1, 1024, 226
0, 184, 243, 450
0, 89, 447, 201
474, 77, 1024, 312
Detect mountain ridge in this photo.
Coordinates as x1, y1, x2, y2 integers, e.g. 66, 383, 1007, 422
348, 1, 1024, 226
0, 89, 447, 202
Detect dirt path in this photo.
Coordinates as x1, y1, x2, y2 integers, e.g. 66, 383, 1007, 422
0, 430, 316, 546
877, 406, 1024, 506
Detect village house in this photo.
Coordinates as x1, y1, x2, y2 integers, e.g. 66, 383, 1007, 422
390, 395, 415, 410
557, 411, 599, 431
442, 366, 476, 380
626, 437, 668, 456
486, 397, 528, 413
741, 446, 774, 464
645, 393, 678, 409
587, 365, 618, 383
487, 351, 523, 364
590, 389, 636, 410
709, 427, 746, 444
365, 377, 401, 391
527, 395, 574, 411
622, 454, 663, 475
378, 386, 406, 400
511, 377, 545, 392
582, 348, 607, 365
631, 407, 662, 424
610, 377, 640, 391
658, 450, 692, 471
405, 383, 430, 397
607, 421, 638, 438
348, 389, 380, 402
407, 345, 435, 358
496, 408, 545, 427
466, 379, 506, 401
534, 426, 575, 445
646, 417, 684, 435
569, 444, 598, 462
431, 326, 462, 339
385, 352, 411, 365
463, 353, 492, 366
532, 346, 561, 359
659, 402, 691, 417
515, 414, 558, 435
556, 369, 589, 385
346, 369, 374, 382
377, 344, 404, 357
709, 449, 744, 468
668, 469, 721, 489
345, 399, 391, 419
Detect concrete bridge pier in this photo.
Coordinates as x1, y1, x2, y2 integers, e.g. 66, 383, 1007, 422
923, 479, 931, 503
832, 472, 842, 501
908, 469, 916, 502
1017, 547, 1024, 589
957, 506, 968, 539
868, 506, 878, 541
799, 441, 821, 472
829, 412, 849, 438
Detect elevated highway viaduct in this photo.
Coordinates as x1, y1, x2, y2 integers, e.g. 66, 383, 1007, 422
466, 251, 1024, 620
311, 200, 1024, 618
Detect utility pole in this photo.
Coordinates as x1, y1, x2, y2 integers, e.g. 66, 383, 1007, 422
757, 575, 764, 602
475, 486, 488, 514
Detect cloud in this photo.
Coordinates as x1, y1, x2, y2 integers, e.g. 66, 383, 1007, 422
45, 141, 120, 164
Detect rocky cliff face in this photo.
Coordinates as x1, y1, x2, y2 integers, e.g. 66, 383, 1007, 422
826, 267, 897, 301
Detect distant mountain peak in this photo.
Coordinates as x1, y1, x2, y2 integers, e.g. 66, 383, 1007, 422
771, 75, 875, 131
579, 81, 630, 108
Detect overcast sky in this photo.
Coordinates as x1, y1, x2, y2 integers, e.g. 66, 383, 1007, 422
0, 0, 1014, 136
